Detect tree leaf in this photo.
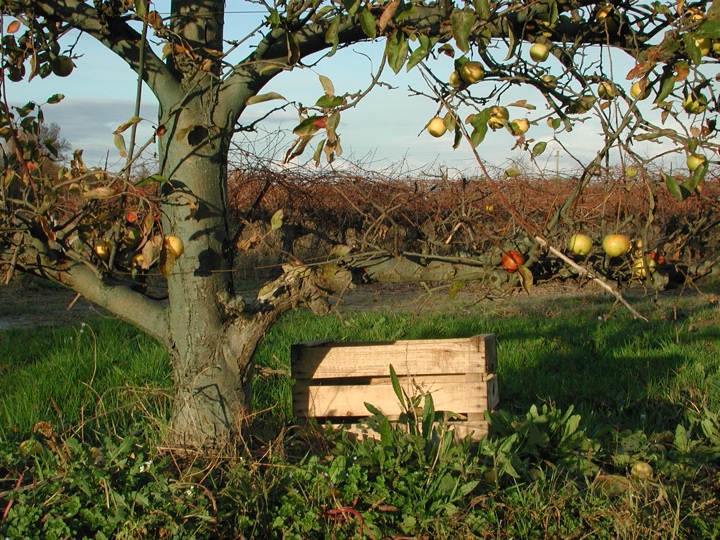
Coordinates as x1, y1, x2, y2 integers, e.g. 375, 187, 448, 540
360, 9, 377, 39
507, 100, 537, 110
134, 174, 169, 188
473, 0, 490, 19
517, 265, 533, 294
682, 161, 708, 193
385, 30, 408, 74
270, 209, 284, 231
661, 172, 684, 201
293, 116, 322, 136
325, 17, 340, 56
378, 0, 400, 32
531, 141, 547, 158
694, 20, 720, 38
683, 33, 702, 66
319, 74, 335, 96
654, 69, 675, 104
134, 0, 147, 17
246, 92, 285, 105
113, 133, 127, 157
406, 42, 429, 71
114, 116, 143, 134
46, 94, 64, 104
504, 167, 521, 177
315, 95, 344, 108
451, 9, 475, 53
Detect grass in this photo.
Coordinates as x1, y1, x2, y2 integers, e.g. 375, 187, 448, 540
1, 284, 720, 538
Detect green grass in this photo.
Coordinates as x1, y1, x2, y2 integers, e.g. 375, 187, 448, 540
2, 287, 720, 538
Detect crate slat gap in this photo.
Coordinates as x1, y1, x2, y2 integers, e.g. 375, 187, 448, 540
291, 334, 498, 441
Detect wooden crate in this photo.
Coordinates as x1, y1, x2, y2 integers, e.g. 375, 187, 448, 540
291, 335, 498, 441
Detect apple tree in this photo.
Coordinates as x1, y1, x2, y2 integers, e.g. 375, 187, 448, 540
1, 0, 718, 448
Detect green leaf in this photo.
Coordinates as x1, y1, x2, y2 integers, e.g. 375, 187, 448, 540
246, 92, 285, 105
682, 161, 708, 192
451, 9, 475, 53
448, 281, 464, 299
292, 116, 322, 136
46, 93, 64, 104
468, 109, 491, 147
134, 174, 168, 188
114, 116, 143, 134
379, 416, 394, 446
662, 172, 684, 201
113, 133, 127, 157
531, 141, 547, 158
319, 74, 335, 96
683, 33, 702, 66
325, 17, 340, 56
312, 138, 325, 167
654, 69, 675, 104
504, 167, 521, 177
270, 209, 284, 231
389, 364, 405, 408
365, 402, 383, 415
385, 30, 408, 74
694, 20, 720, 39
315, 95, 344, 108
421, 393, 435, 438
473, 0, 490, 19
134, 0, 147, 17
674, 424, 690, 453
406, 42, 429, 71
360, 9, 377, 39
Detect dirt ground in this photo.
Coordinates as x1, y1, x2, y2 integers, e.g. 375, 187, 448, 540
0, 277, 635, 332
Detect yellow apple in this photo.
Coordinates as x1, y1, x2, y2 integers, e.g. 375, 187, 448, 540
625, 165, 639, 178
630, 461, 654, 480
686, 153, 706, 171
449, 71, 464, 88
94, 240, 110, 261
529, 43, 550, 63
509, 118, 529, 136
598, 81, 617, 100
427, 117, 447, 137
633, 256, 656, 277
695, 38, 711, 56
602, 234, 630, 257
164, 235, 184, 258
487, 105, 509, 130
596, 4, 613, 21
630, 80, 650, 100
540, 74, 557, 89
460, 61, 484, 84
713, 39, 720, 55
568, 234, 592, 256
683, 92, 708, 114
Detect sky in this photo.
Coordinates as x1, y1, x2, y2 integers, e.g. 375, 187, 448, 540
1, 3, 692, 177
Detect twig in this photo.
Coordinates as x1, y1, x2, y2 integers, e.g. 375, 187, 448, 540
534, 236, 648, 321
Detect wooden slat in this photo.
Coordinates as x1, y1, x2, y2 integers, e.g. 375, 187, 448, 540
322, 420, 490, 443
294, 375, 497, 418
291, 335, 495, 379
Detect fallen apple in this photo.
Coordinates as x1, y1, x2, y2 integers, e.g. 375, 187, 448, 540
602, 234, 630, 257
630, 461, 653, 480
568, 234, 592, 256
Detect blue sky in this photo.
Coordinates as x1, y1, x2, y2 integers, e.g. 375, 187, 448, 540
2, 4, 685, 175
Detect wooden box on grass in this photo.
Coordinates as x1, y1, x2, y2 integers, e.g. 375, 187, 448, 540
291, 335, 498, 441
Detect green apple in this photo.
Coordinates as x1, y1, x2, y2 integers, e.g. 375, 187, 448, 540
630, 80, 650, 100
686, 153, 706, 171
568, 234, 592, 256
460, 61, 484, 84
625, 165, 639, 178
529, 43, 550, 63
602, 234, 630, 257
509, 118, 529, 136
487, 105, 509, 130
683, 92, 708, 114
541, 74, 557, 89
598, 81, 617, 100
449, 71, 464, 89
